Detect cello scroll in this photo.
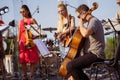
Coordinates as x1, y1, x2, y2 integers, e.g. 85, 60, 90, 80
87, 2, 98, 14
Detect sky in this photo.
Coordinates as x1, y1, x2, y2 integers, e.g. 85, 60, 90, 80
0, 0, 118, 39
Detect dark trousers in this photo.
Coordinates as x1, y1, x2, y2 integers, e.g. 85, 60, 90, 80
66, 52, 103, 80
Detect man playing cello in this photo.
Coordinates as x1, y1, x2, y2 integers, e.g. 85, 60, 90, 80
66, 3, 105, 80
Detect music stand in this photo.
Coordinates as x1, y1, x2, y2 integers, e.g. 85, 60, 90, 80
25, 24, 43, 38
108, 18, 117, 39
108, 18, 120, 78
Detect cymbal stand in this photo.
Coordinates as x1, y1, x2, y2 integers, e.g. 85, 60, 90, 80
65, 3, 76, 9
39, 55, 49, 79
32, 6, 39, 16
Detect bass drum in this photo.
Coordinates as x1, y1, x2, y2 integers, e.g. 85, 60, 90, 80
3, 40, 7, 51
40, 51, 61, 76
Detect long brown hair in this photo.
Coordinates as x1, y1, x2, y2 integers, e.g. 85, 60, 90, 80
21, 5, 32, 18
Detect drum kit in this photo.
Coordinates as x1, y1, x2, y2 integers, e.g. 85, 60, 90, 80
39, 51, 61, 78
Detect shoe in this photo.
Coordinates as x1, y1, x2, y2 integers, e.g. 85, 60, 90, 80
23, 74, 28, 80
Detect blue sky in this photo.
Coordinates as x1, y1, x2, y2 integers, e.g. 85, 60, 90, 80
0, 0, 118, 39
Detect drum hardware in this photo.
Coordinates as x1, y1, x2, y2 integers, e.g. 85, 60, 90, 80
46, 39, 54, 47
39, 52, 61, 78
42, 27, 57, 32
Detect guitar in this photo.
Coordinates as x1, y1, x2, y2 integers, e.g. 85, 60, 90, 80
54, 32, 71, 47
55, 15, 73, 47
59, 2, 98, 77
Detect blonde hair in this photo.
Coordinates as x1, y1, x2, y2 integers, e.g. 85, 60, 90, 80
57, 1, 69, 33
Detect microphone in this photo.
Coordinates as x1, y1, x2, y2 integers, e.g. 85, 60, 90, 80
64, 1, 68, 7
37, 6, 39, 13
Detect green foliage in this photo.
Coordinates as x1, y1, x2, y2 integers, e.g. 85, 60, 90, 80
4, 37, 19, 72
105, 37, 118, 59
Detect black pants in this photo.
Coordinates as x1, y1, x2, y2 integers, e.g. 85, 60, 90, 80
66, 52, 103, 80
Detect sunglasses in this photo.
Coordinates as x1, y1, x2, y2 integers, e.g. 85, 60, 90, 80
117, 2, 120, 4
58, 9, 65, 13
77, 15, 80, 18
77, 11, 86, 18
20, 11, 25, 13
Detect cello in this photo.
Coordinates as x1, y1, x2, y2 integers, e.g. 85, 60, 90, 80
59, 2, 98, 77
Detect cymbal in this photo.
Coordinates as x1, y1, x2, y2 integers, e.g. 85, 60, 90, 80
42, 27, 57, 32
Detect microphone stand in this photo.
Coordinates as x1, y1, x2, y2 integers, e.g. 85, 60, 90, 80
66, 3, 76, 9
32, 6, 39, 16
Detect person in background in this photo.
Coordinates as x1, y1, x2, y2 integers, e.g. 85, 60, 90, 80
18, 5, 40, 80
66, 4, 105, 80
114, 0, 120, 65
116, 0, 120, 22
55, 1, 75, 59
116, 0, 120, 41
0, 20, 4, 25
0, 20, 6, 80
